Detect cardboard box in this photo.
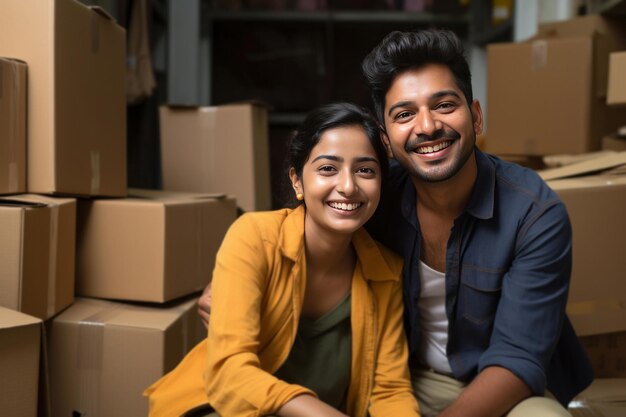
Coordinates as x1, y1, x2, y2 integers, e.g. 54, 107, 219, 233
542, 155, 626, 381
0, 58, 26, 195
160, 103, 271, 212
546, 173, 626, 304
0, 195, 76, 320
47, 296, 206, 417
0, 307, 42, 417
603, 135, 626, 151
608, 51, 626, 105
579, 330, 626, 378
76, 189, 237, 302
0, 0, 126, 196
487, 15, 626, 155
569, 378, 626, 417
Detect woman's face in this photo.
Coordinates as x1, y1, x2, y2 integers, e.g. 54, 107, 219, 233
291, 125, 382, 237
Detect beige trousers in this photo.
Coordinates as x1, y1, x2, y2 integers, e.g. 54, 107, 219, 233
411, 369, 572, 417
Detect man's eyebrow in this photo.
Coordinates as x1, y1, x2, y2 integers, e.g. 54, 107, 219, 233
430, 90, 461, 100
387, 100, 413, 117
386, 90, 462, 116
311, 154, 343, 163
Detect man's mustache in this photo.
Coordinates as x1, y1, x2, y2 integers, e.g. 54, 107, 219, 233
405, 129, 461, 152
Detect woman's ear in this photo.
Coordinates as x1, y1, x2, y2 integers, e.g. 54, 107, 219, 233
289, 167, 302, 196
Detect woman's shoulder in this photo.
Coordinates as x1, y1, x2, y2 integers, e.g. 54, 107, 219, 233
230, 207, 299, 242
354, 228, 404, 280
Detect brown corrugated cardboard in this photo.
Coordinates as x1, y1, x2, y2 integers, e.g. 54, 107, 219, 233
47, 296, 206, 417
547, 174, 626, 306
0, 195, 76, 320
160, 103, 271, 212
0, 58, 26, 195
538, 151, 626, 180
0, 0, 126, 196
0, 307, 42, 417
76, 189, 237, 302
579, 331, 626, 378
569, 378, 626, 417
608, 51, 626, 105
543, 154, 626, 380
603, 135, 626, 151
487, 15, 626, 156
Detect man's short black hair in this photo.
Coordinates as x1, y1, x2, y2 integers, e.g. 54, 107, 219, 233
362, 29, 473, 127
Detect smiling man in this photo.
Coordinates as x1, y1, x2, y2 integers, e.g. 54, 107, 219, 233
361, 29, 593, 417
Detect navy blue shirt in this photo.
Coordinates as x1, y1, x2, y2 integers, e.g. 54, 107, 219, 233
366, 149, 593, 406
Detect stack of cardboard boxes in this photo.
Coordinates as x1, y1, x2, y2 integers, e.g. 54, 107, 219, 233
487, 13, 626, 417
0, 1, 246, 416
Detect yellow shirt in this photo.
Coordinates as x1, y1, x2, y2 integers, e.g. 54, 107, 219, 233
144, 206, 420, 417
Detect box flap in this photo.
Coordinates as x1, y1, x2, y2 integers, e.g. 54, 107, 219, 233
533, 14, 603, 40
0, 199, 47, 209
0, 306, 42, 329
538, 151, 626, 180
88, 5, 116, 22
543, 150, 617, 168
57, 297, 199, 332
127, 188, 227, 200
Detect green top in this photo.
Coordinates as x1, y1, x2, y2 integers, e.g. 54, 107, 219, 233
274, 292, 352, 411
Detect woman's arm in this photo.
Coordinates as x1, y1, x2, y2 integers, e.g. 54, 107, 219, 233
277, 395, 348, 417
205, 214, 314, 417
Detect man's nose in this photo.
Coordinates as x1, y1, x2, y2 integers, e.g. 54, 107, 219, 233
414, 110, 438, 137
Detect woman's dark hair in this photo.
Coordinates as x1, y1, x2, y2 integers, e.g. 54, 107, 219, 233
362, 29, 473, 127
281, 102, 387, 207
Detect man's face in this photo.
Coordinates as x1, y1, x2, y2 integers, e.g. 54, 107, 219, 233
382, 64, 482, 183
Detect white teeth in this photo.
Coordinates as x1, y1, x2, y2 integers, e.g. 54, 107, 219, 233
417, 141, 452, 154
329, 202, 362, 211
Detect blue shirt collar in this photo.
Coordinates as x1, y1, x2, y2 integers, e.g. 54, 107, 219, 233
465, 149, 495, 220
400, 148, 496, 222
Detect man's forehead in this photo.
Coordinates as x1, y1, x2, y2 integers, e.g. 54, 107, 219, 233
385, 66, 463, 105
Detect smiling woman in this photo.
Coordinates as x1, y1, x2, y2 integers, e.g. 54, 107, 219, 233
143, 102, 421, 417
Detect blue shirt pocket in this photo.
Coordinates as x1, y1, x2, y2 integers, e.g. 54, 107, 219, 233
458, 267, 503, 325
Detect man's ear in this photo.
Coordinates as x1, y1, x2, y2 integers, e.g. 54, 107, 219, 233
471, 100, 483, 136
380, 130, 394, 159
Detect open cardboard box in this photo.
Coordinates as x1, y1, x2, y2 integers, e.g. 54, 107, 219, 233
540, 153, 626, 384
541, 153, 626, 413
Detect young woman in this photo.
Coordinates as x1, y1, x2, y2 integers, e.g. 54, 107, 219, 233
144, 102, 420, 417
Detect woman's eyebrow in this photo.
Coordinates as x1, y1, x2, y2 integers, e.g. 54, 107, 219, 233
311, 154, 343, 163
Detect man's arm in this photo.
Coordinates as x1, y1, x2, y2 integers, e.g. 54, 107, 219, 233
438, 366, 531, 417
198, 281, 212, 327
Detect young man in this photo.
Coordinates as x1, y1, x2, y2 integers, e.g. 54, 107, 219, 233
360, 29, 593, 417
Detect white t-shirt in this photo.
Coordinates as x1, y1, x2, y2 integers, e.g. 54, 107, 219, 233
418, 260, 452, 374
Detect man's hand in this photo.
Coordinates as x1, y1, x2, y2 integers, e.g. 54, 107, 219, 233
198, 282, 212, 327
